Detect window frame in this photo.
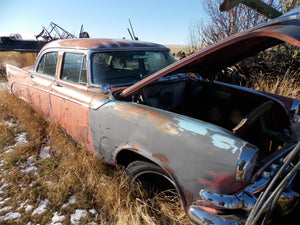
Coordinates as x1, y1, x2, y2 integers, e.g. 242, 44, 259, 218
60, 52, 87, 85
35, 51, 59, 77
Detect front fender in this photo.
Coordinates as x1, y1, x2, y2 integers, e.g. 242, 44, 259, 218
89, 100, 254, 208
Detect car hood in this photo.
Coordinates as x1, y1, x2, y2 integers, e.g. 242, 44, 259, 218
122, 6, 300, 97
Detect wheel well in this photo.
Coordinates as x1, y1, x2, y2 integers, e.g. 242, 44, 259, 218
116, 150, 186, 208
116, 149, 153, 168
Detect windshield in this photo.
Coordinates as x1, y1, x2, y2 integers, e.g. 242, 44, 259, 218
91, 50, 176, 86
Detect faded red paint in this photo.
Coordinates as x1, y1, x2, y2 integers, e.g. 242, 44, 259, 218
113, 104, 179, 136
198, 172, 246, 193
41, 38, 166, 51
132, 142, 144, 150
152, 153, 174, 174
134, 132, 146, 139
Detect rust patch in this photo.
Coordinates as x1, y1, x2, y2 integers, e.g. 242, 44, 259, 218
198, 172, 246, 193
132, 142, 143, 150
152, 153, 174, 174
134, 132, 146, 139
180, 185, 195, 212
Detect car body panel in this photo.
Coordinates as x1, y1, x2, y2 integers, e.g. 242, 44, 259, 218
89, 100, 253, 208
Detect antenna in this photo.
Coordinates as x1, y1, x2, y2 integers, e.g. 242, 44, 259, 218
128, 19, 138, 40
127, 28, 134, 40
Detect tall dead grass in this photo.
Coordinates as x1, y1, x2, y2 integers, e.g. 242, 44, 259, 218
0, 87, 190, 224
0, 51, 36, 69
248, 71, 300, 99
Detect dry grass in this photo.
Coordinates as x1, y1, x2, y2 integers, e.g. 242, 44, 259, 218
0, 51, 36, 69
248, 72, 300, 99
166, 45, 189, 55
0, 51, 36, 81
0, 87, 190, 224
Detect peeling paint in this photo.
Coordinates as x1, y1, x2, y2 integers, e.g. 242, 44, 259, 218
112, 103, 179, 135
152, 153, 174, 174
211, 134, 239, 154
177, 117, 208, 136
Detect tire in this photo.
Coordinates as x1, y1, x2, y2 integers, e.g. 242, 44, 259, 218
126, 160, 176, 195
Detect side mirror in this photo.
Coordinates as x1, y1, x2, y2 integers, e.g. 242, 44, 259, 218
100, 83, 112, 95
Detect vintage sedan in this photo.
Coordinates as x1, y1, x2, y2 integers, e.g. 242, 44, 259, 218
6, 7, 300, 225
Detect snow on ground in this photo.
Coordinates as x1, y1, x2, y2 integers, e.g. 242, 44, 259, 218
50, 212, 65, 225
32, 199, 50, 215
62, 195, 77, 208
0, 121, 99, 224
0, 212, 21, 222
70, 209, 88, 225
39, 146, 51, 160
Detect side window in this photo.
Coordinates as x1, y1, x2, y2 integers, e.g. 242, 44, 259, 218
37, 52, 58, 76
61, 53, 87, 84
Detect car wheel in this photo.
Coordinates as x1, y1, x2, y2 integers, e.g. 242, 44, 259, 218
126, 160, 176, 196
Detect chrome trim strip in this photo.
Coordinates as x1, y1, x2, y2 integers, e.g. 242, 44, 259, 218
90, 98, 110, 110
10, 81, 108, 109
50, 90, 90, 108
11, 81, 51, 94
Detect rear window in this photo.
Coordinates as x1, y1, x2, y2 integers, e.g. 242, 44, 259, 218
37, 52, 58, 76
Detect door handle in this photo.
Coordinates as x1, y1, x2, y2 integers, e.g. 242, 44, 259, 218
29, 74, 34, 78
53, 82, 62, 87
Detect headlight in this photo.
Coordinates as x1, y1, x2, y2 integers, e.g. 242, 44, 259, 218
236, 144, 259, 182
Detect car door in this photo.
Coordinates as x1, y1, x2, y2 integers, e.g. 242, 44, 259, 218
50, 51, 94, 144
27, 51, 58, 118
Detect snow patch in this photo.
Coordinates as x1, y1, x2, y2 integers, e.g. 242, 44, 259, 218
62, 195, 77, 209
0, 212, 21, 222
50, 212, 65, 224
3, 120, 17, 127
25, 205, 33, 213
14, 132, 29, 146
0, 206, 12, 213
21, 155, 39, 176
89, 209, 99, 221
4, 132, 29, 154
32, 199, 50, 215
70, 209, 88, 224
0, 197, 11, 206
39, 146, 51, 160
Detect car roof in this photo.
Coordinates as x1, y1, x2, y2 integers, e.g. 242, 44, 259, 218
41, 38, 169, 51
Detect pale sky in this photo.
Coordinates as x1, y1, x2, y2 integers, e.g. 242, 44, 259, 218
0, 0, 207, 45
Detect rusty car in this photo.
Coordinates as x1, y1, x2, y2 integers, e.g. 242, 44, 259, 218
6, 6, 300, 225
